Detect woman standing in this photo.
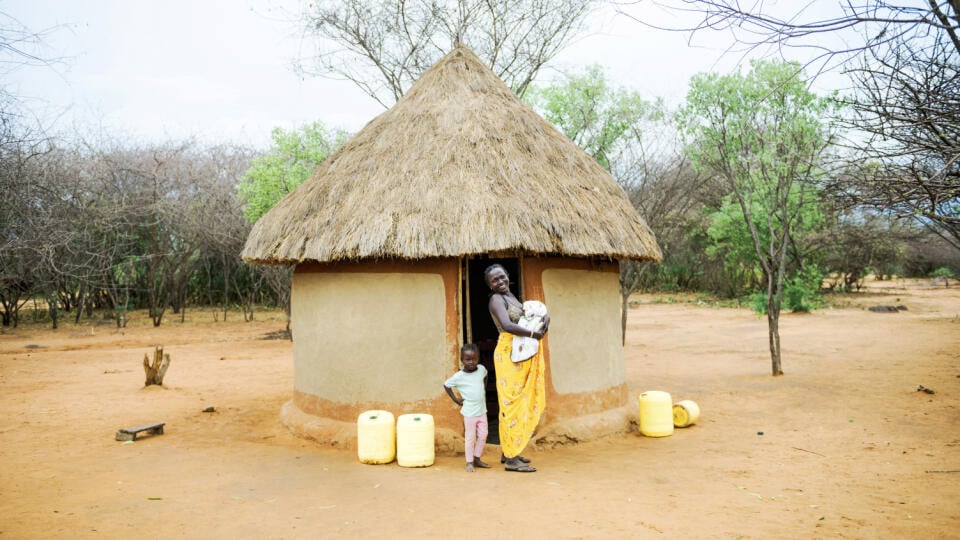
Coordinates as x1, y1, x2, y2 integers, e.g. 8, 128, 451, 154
484, 264, 549, 473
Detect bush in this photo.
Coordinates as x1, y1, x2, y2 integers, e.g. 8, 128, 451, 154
784, 281, 815, 312
930, 266, 955, 287
748, 291, 768, 315
746, 265, 824, 315
785, 264, 825, 312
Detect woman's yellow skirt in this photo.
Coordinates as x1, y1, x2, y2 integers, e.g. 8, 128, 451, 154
494, 332, 546, 458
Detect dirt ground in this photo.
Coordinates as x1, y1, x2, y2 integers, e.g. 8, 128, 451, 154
1, 278, 958, 539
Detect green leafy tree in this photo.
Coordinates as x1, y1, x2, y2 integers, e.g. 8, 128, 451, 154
527, 66, 681, 343
237, 122, 347, 335
525, 65, 656, 170
678, 60, 835, 376
705, 184, 826, 298
238, 122, 348, 222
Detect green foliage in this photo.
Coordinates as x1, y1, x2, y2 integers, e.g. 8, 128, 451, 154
930, 266, 955, 287
237, 122, 348, 222
930, 266, 955, 279
705, 185, 826, 296
705, 198, 763, 289
525, 65, 657, 170
784, 263, 824, 312
747, 291, 768, 315
679, 59, 833, 292
678, 60, 836, 181
747, 263, 824, 314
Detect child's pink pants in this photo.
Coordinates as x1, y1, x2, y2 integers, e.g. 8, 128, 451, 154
463, 415, 488, 462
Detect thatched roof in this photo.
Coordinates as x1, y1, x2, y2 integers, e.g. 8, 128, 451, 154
242, 46, 662, 265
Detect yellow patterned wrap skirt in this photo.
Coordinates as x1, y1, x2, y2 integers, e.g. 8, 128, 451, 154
494, 332, 546, 458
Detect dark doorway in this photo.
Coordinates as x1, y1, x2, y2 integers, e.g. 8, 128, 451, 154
463, 256, 520, 445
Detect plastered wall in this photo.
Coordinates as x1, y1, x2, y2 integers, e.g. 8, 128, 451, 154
291, 272, 447, 403
541, 268, 625, 394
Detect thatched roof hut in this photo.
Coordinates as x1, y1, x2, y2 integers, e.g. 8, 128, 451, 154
243, 46, 661, 452
242, 46, 660, 265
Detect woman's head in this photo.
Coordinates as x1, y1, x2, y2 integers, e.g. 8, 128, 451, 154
484, 264, 509, 293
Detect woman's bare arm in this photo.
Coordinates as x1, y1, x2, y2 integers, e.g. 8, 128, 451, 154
488, 294, 546, 339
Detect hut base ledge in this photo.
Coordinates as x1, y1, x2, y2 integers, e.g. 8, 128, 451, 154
533, 406, 634, 449
282, 401, 635, 454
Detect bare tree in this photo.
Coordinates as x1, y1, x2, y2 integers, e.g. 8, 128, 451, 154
0, 137, 45, 326
94, 142, 203, 327
816, 210, 910, 291
0, 10, 64, 125
616, 121, 712, 343
180, 144, 257, 321
623, 1, 960, 250
0, 12, 60, 326
837, 22, 959, 249
6, 141, 141, 328
295, 0, 599, 106
623, 1, 955, 74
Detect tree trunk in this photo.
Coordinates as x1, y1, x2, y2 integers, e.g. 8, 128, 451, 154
143, 346, 171, 386
620, 292, 629, 347
222, 253, 230, 322
73, 284, 86, 324
618, 261, 648, 346
49, 296, 59, 330
151, 307, 164, 327
766, 309, 783, 376
766, 271, 784, 377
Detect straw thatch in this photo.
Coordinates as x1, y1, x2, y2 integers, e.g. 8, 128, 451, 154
242, 46, 662, 264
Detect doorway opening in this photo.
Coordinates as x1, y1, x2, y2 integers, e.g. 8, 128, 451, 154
462, 256, 521, 445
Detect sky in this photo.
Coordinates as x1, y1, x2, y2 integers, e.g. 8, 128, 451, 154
3, 0, 847, 149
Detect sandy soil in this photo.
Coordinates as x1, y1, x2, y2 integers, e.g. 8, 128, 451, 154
1, 278, 958, 539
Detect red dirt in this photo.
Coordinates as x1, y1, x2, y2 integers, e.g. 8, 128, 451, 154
1, 278, 958, 538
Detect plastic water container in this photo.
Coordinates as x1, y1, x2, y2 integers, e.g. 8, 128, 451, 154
638, 391, 674, 437
396, 413, 435, 467
672, 399, 700, 428
357, 410, 395, 464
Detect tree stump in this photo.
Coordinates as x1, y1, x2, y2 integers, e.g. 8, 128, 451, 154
143, 346, 170, 386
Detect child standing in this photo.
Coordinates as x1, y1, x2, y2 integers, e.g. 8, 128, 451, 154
443, 344, 490, 472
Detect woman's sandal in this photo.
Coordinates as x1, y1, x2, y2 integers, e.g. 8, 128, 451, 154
504, 463, 536, 473
500, 454, 531, 464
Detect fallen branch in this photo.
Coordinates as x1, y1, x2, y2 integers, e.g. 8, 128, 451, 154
792, 446, 826, 457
